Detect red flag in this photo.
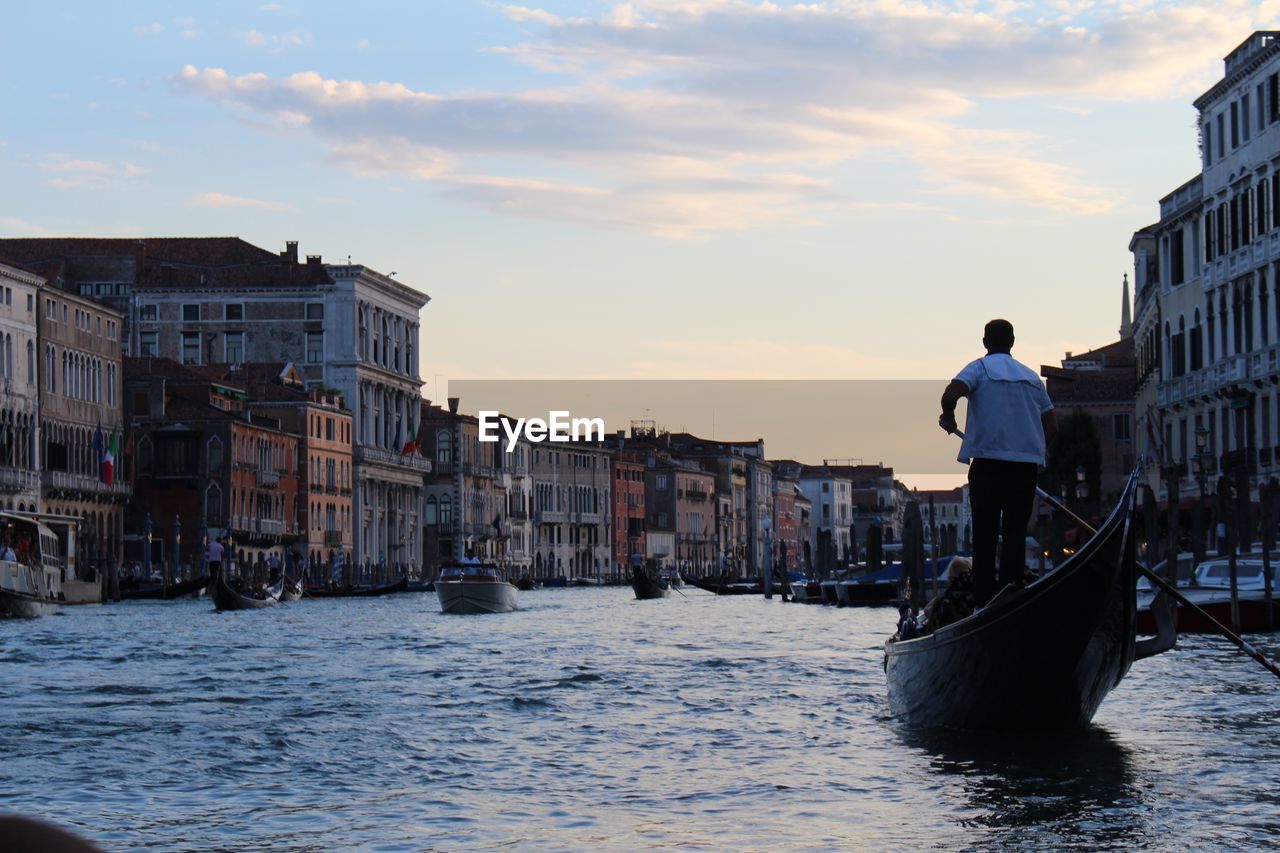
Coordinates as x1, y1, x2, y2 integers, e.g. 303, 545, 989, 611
401, 439, 417, 456
102, 448, 115, 487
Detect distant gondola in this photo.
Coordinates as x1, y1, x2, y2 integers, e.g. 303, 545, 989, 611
120, 574, 210, 600
210, 571, 277, 612
884, 475, 1138, 732
683, 575, 765, 596
631, 566, 671, 600
303, 577, 409, 598
276, 575, 304, 602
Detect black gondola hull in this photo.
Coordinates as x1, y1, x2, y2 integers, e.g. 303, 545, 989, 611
210, 572, 277, 611
631, 569, 671, 600
303, 577, 409, 598
884, 478, 1136, 732
120, 575, 210, 600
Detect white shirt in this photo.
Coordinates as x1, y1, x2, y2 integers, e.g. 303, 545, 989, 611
954, 353, 1053, 466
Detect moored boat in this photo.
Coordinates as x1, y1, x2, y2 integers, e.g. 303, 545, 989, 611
120, 574, 210, 600
210, 570, 277, 611
304, 577, 409, 598
0, 513, 67, 618
884, 475, 1138, 732
436, 564, 518, 614
684, 574, 764, 595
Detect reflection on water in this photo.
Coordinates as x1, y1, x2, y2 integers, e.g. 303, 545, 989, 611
0, 590, 1278, 850
898, 726, 1141, 848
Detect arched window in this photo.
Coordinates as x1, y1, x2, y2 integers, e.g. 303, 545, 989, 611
205, 482, 223, 525
138, 434, 154, 475
437, 430, 452, 465
207, 435, 224, 473
26, 340, 34, 386
439, 494, 452, 526
425, 495, 438, 525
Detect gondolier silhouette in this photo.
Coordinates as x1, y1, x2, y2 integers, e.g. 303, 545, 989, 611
939, 319, 1056, 604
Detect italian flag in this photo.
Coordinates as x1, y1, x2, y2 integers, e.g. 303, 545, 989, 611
102, 430, 117, 487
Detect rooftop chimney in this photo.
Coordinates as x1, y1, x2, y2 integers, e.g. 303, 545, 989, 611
306, 254, 322, 266
447, 396, 460, 414
282, 241, 298, 263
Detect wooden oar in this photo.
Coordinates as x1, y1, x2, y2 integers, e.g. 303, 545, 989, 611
947, 427, 1280, 681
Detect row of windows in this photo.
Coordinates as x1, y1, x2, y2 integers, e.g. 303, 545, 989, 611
140, 303, 325, 323
0, 335, 32, 385
44, 346, 116, 407
44, 298, 117, 340
137, 330, 324, 366
311, 413, 350, 444
1202, 174, 1280, 266
1203, 72, 1280, 167
1163, 266, 1280, 379
0, 287, 30, 311
358, 303, 415, 376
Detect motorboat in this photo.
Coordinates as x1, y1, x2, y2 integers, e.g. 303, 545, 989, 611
0, 513, 67, 618
436, 564, 519, 614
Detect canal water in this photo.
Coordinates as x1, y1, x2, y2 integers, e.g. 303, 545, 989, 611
2, 588, 1279, 850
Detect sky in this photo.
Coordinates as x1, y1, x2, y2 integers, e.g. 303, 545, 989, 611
2, 1, 1272, 482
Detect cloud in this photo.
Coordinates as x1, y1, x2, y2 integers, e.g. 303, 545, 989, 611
171, 1, 1263, 235
243, 29, 313, 50
192, 192, 290, 210
134, 22, 163, 36
39, 156, 145, 190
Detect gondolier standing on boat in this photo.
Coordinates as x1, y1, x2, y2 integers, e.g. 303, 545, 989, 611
939, 319, 1056, 604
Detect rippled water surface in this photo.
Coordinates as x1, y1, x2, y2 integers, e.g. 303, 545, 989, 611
2, 588, 1279, 850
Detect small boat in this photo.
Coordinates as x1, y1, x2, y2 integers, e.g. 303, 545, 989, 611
436, 564, 518, 614
789, 579, 825, 603
210, 571, 277, 612
120, 574, 210, 600
516, 575, 540, 591
683, 574, 765, 595
0, 513, 67, 618
570, 576, 603, 586
404, 579, 435, 593
631, 565, 671, 600
275, 575, 304, 602
304, 577, 409, 598
884, 475, 1138, 732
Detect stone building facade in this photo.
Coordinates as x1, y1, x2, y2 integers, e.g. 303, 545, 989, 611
0, 262, 42, 513
532, 442, 611, 582
0, 238, 430, 569
39, 287, 130, 570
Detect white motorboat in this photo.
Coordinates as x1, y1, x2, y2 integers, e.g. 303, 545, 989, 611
436, 564, 519, 614
0, 513, 68, 618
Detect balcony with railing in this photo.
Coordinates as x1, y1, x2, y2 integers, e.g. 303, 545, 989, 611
257, 469, 281, 488
256, 518, 285, 536
0, 467, 39, 494
354, 444, 432, 472
324, 529, 344, 545
41, 470, 132, 497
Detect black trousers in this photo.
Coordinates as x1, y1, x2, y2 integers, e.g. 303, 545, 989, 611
968, 458, 1039, 604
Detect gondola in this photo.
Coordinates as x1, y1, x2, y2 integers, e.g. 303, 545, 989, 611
631, 566, 671, 600
210, 571, 277, 612
303, 576, 409, 598
120, 574, 210, 600
884, 475, 1138, 732
683, 574, 765, 596
276, 575, 304, 602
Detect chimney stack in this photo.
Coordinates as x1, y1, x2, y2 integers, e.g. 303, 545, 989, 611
282, 241, 298, 262
306, 254, 322, 266
447, 397, 460, 414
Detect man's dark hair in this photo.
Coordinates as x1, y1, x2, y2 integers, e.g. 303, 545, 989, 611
983, 319, 1015, 353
